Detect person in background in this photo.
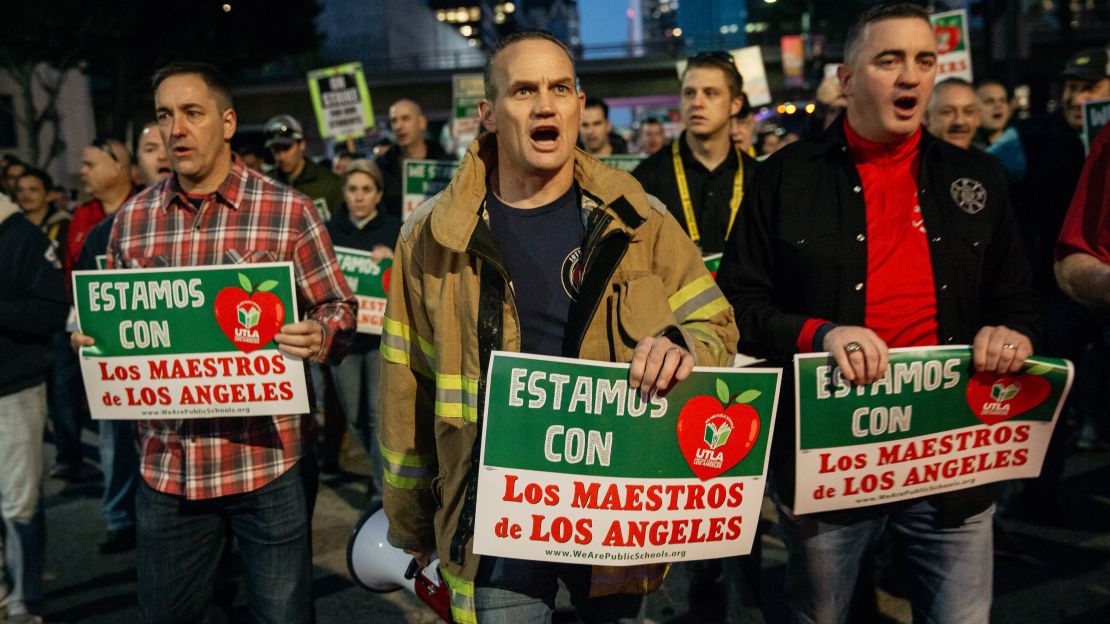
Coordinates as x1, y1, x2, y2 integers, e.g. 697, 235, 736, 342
3, 159, 27, 198
729, 93, 757, 156
580, 97, 626, 156
926, 77, 981, 149
238, 143, 267, 173
634, 51, 757, 256
332, 145, 358, 176
975, 79, 1012, 147
758, 127, 783, 157
16, 169, 69, 249
266, 114, 343, 221
988, 48, 1110, 502
325, 159, 400, 503
378, 99, 450, 219
0, 190, 68, 624
639, 117, 666, 155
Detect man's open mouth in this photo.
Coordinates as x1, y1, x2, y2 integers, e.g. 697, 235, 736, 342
158, 166, 172, 174
894, 96, 918, 111
531, 127, 559, 143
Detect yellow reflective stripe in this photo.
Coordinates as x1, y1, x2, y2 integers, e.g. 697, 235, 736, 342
441, 568, 477, 624
668, 274, 717, 311
379, 445, 435, 489
435, 373, 480, 423
383, 317, 435, 360
380, 342, 433, 378
381, 317, 435, 378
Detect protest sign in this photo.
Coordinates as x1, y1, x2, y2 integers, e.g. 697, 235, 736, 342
307, 62, 375, 140
793, 346, 1072, 515
333, 246, 390, 335
451, 73, 484, 143
474, 352, 781, 565
931, 9, 973, 82
1082, 97, 1110, 154
598, 155, 646, 173
72, 263, 309, 420
402, 159, 459, 221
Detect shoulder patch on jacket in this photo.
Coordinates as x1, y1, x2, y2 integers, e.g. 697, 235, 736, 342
400, 195, 438, 241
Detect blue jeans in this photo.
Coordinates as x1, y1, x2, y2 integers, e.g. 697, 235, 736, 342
474, 557, 643, 624
777, 496, 994, 624
47, 332, 86, 470
329, 349, 382, 493
98, 419, 138, 530
135, 459, 317, 624
0, 384, 47, 617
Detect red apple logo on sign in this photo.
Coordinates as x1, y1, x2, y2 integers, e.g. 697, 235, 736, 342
965, 364, 1053, 426
676, 380, 762, 480
935, 24, 962, 54
214, 273, 285, 353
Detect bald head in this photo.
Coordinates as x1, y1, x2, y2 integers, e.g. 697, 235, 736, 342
389, 99, 428, 153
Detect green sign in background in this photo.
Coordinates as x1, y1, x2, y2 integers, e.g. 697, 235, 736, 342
73, 264, 297, 358
333, 247, 390, 298
598, 155, 647, 173
403, 160, 459, 195
482, 353, 780, 479
796, 348, 1070, 450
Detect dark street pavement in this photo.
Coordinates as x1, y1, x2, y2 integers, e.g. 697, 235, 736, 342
36, 427, 1110, 623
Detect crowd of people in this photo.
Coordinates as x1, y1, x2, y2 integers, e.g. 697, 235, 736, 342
1, 2, 1108, 623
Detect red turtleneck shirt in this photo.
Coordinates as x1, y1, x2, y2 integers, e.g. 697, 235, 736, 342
845, 119, 938, 348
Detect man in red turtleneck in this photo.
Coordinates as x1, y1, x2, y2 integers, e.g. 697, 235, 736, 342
718, 4, 1041, 623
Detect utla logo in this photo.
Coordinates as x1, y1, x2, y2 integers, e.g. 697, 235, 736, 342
214, 273, 285, 353
965, 365, 1052, 426
676, 380, 762, 481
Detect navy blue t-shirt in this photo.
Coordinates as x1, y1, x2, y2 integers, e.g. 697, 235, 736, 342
486, 184, 585, 357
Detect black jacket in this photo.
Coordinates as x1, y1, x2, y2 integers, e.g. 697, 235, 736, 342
326, 204, 402, 354
0, 206, 69, 396
377, 140, 451, 221
632, 132, 759, 254
717, 119, 1041, 524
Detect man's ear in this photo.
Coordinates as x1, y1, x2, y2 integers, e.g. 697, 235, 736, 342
223, 108, 238, 141
479, 99, 496, 133
836, 63, 852, 98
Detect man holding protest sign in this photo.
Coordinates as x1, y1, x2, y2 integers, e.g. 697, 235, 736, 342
72, 62, 355, 623
718, 4, 1040, 623
380, 30, 738, 623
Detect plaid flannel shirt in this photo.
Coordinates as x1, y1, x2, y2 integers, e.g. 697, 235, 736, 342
107, 154, 356, 499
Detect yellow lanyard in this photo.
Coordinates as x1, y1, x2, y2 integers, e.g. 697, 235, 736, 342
671, 139, 745, 244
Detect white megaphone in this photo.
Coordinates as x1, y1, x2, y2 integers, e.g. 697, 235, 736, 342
347, 502, 454, 623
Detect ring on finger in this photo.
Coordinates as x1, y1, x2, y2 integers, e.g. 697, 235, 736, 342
843, 341, 862, 354
1002, 343, 1017, 350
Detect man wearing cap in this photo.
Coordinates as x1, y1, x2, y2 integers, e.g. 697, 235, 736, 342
988, 48, 1110, 498
633, 51, 758, 256
266, 114, 343, 222
376, 98, 450, 220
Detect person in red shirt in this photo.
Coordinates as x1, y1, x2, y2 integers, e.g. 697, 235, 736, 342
65, 139, 134, 277
718, 4, 1039, 623
1056, 122, 1110, 309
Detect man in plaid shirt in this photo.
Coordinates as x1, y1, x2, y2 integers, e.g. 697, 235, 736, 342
74, 62, 356, 623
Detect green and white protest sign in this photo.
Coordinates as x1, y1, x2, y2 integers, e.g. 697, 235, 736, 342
307, 62, 374, 140
333, 246, 391, 335
598, 155, 646, 173
1082, 97, 1110, 154
402, 159, 459, 221
474, 352, 781, 565
793, 346, 1072, 515
931, 9, 973, 83
72, 263, 308, 420
95, 254, 107, 270
452, 73, 484, 143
